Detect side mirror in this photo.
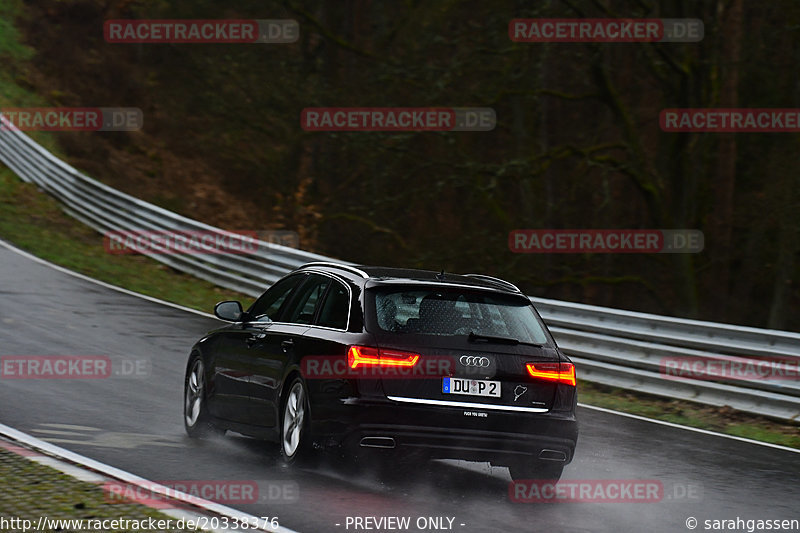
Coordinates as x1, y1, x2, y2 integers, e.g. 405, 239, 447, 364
214, 301, 243, 322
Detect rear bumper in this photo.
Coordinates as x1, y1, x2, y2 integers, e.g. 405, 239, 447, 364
310, 396, 578, 465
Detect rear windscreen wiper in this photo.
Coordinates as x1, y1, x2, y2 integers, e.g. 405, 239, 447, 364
467, 331, 542, 347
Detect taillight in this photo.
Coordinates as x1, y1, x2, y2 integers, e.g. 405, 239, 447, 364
525, 362, 576, 386
347, 346, 420, 369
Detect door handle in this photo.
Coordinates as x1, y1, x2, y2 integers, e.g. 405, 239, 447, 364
246, 332, 267, 347
281, 339, 294, 352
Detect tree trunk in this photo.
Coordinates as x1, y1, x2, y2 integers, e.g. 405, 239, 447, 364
709, 0, 743, 319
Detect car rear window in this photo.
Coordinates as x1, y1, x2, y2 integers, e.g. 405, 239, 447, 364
369, 287, 549, 344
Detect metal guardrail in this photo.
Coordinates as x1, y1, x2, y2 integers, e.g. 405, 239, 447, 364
1, 121, 799, 422
533, 297, 800, 359
0, 119, 336, 296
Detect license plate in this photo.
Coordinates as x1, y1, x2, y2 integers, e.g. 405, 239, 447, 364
443, 377, 501, 398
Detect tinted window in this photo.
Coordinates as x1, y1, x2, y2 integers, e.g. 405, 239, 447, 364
316, 280, 350, 329
247, 275, 303, 323
371, 288, 548, 344
284, 275, 331, 325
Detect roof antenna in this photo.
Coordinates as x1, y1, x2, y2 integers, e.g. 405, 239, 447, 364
436, 269, 445, 280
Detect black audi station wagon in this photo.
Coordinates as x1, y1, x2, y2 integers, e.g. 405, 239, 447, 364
183, 262, 578, 481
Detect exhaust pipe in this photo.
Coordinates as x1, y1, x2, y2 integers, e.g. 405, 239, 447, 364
538, 449, 567, 462
359, 437, 396, 449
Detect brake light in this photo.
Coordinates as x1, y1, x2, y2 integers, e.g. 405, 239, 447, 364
347, 346, 420, 369
525, 362, 576, 386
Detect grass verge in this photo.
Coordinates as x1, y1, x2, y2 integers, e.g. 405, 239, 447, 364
0, 166, 251, 312
0, 0, 60, 154
579, 381, 800, 448
0, 446, 196, 532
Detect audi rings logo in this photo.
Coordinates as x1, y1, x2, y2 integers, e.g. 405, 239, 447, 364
460, 356, 491, 367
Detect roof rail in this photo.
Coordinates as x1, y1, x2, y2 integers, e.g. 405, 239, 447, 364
299, 262, 369, 279
462, 274, 521, 293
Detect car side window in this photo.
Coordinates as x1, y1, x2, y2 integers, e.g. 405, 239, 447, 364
316, 280, 350, 329
247, 275, 304, 323
284, 275, 331, 325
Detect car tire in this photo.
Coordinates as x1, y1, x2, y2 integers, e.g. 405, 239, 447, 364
279, 377, 314, 466
184, 355, 222, 438
508, 461, 564, 482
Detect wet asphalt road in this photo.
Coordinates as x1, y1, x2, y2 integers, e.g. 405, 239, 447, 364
0, 240, 798, 533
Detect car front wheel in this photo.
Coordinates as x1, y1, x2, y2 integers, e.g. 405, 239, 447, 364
184, 356, 221, 438
280, 377, 313, 465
